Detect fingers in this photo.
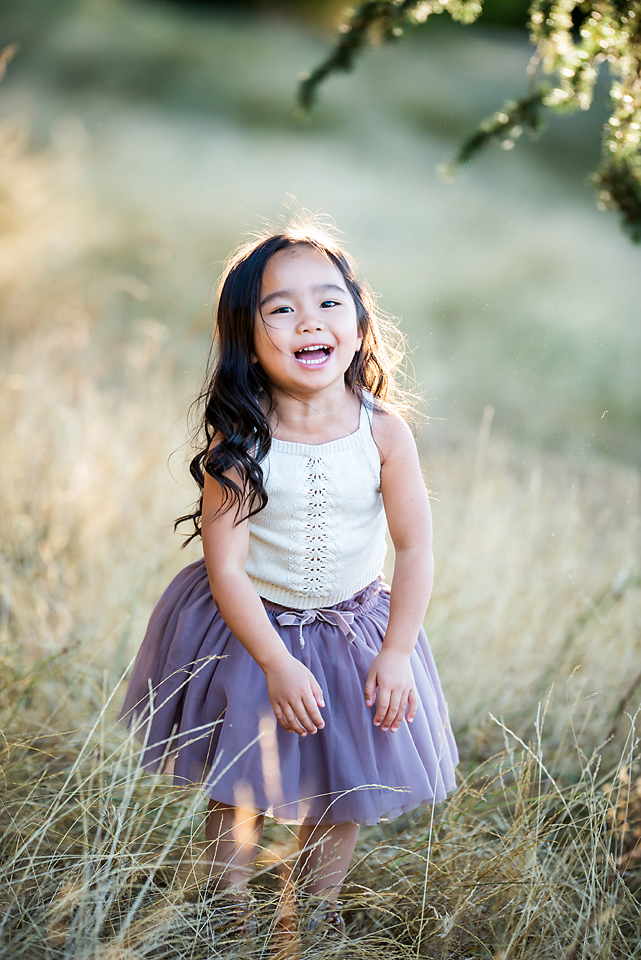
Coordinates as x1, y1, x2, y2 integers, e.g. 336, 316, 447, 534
372, 685, 417, 732
273, 689, 325, 737
389, 692, 409, 733
372, 693, 387, 727
298, 671, 325, 732
366, 650, 417, 732
310, 675, 326, 711
302, 688, 325, 733
273, 704, 307, 736
275, 700, 323, 736
407, 687, 418, 724
364, 667, 377, 708
266, 661, 325, 737
374, 690, 402, 731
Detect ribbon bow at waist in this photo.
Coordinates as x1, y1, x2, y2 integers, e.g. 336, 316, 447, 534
275, 607, 356, 650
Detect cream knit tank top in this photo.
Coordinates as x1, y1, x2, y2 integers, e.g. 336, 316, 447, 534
246, 395, 387, 609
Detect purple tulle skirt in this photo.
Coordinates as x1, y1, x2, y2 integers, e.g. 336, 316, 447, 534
118, 559, 458, 825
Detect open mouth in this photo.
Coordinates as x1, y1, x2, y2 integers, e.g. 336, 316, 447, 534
293, 345, 333, 366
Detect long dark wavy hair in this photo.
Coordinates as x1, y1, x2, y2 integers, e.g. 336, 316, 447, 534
175, 222, 410, 544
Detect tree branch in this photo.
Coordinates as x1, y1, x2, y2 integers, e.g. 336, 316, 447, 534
298, 0, 641, 243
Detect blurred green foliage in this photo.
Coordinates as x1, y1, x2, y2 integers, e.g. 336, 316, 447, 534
481, 0, 530, 25
0, 0, 533, 33
159, 0, 531, 26
299, 0, 641, 241
161, 0, 346, 19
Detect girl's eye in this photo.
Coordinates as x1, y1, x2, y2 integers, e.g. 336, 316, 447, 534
271, 306, 293, 314
320, 300, 339, 308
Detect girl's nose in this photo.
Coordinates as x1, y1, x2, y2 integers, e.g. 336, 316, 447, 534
298, 312, 325, 333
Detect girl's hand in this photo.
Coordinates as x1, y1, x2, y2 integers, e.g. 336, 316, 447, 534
264, 654, 325, 736
364, 649, 417, 732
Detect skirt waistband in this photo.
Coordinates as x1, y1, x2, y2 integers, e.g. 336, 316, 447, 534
261, 576, 385, 618
261, 578, 386, 651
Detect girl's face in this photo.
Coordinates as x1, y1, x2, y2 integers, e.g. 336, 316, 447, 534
253, 244, 362, 399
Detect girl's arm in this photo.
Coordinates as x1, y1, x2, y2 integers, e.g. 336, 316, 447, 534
364, 411, 434, 733
201, 456, 325, 737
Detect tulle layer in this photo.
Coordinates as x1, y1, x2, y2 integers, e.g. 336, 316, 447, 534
119, 559, 458, 825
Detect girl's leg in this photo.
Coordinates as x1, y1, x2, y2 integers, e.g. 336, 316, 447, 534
205, 800, 264, 893
297, 821, 360, 902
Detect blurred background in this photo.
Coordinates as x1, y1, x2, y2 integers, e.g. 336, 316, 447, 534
1, 0, 640, 746
3, 0, 640, 459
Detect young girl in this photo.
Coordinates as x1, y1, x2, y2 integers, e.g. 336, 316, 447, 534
119, 222, 458, 935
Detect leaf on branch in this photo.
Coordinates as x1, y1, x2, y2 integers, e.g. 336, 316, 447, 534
297, 0, 483, 113
595, 158, 641, 243
446, 88, 548, 173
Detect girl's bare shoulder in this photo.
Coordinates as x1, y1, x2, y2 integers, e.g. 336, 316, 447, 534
369, 400, 417, 465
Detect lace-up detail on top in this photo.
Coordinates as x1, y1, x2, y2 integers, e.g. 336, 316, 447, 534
300, 456, 335, 596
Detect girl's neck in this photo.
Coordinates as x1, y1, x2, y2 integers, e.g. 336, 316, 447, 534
266, 384, 361, 445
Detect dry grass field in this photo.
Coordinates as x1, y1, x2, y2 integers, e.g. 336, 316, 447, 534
1, 4, 641, 957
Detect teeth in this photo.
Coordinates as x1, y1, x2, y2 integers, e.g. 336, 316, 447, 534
295, 345, 331, 365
